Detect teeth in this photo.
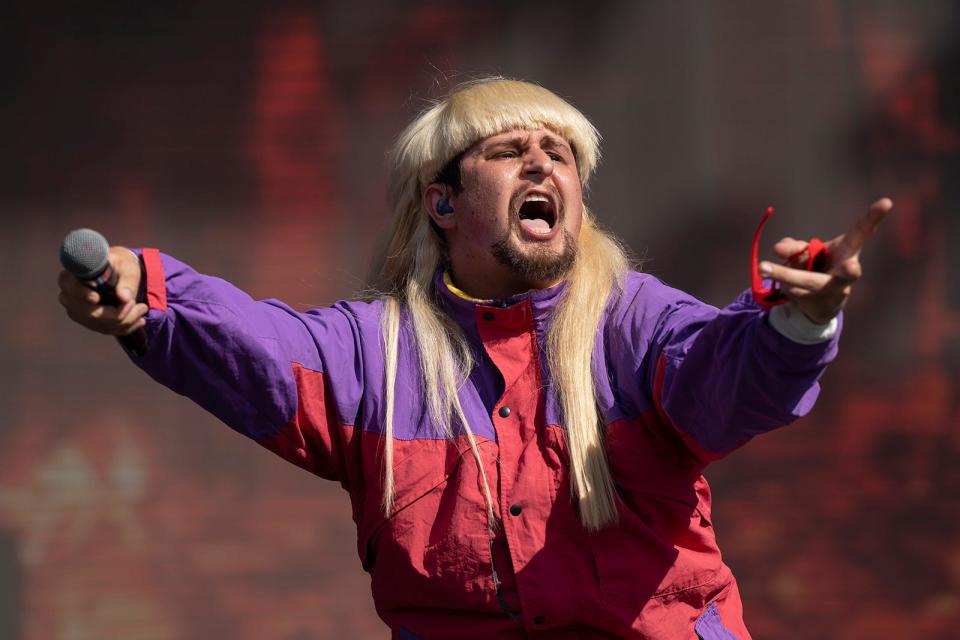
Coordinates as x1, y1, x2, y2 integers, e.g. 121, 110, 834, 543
525, 194, 549, 203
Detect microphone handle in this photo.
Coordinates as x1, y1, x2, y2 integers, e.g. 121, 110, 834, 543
94, 263, 148, 356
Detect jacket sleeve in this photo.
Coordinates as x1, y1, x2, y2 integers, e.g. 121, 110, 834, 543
127, 248, 374, 486
609, 273, 841, 463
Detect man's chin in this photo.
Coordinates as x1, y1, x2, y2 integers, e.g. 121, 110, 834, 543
491, 230, 577, 287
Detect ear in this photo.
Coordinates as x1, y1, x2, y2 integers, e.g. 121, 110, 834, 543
423, 183, 457, 230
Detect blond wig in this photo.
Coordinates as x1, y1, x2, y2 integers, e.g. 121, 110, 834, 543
372, 78, 629, 531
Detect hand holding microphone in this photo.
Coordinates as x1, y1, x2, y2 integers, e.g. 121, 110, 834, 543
58, 229, 149, 355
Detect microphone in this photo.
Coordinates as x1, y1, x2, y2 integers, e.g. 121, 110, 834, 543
60, 228, 148, 356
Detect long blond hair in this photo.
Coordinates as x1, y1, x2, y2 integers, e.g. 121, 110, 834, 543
371, 78, 629, 531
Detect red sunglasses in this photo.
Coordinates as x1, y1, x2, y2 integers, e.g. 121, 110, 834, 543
751, 206, 829, 309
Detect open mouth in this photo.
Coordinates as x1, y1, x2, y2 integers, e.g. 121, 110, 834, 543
517, 193, 557, 235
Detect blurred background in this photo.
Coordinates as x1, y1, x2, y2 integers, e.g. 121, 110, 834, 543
1, 1, 958, 638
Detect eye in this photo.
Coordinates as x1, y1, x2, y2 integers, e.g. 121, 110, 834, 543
493, 150, 519, 159
547, 151, 564, 162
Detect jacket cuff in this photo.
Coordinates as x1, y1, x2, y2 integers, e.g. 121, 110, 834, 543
130, 247, 168, 312
767, 302, 838, 345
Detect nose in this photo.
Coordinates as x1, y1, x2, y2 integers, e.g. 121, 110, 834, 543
523, 147, 554, 179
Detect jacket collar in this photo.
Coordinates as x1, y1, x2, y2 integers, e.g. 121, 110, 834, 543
435, 270, 566, 339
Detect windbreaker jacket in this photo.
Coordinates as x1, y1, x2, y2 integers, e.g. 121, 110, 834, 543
130, 248, 840, 639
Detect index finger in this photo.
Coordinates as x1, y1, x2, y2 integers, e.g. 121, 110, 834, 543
838, 197, 893, 255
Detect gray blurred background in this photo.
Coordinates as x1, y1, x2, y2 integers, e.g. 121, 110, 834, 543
1, 1, 958, 638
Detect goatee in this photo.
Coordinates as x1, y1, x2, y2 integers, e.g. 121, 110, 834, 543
491, 230, 577, 286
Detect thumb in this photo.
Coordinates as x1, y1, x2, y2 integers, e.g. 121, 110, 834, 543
109, 247, 143, 303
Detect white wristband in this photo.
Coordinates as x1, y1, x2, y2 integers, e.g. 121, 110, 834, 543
768, 302, 838, 345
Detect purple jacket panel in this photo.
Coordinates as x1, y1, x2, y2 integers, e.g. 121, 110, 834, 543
130, 253, 375, 442
596, 272, 840, 456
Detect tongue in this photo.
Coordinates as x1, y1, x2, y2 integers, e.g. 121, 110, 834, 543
520, 218, 551, 234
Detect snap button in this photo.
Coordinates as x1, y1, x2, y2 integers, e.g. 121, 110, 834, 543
482, 311, 495, 321
509, 504, 522, 516
533, 615, 545, 625
498, 406, 511, 418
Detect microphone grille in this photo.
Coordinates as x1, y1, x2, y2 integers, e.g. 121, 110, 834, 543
60, 228, 110, 279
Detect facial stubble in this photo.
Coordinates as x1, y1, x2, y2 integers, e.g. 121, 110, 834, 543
490, 228, 577, 286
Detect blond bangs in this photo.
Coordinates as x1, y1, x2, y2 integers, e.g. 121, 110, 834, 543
425, 78, 600, 186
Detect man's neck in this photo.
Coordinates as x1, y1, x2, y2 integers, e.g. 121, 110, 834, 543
444, 267, 562, 301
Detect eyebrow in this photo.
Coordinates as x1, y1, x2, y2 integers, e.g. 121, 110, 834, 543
482, 134, 572, 154
539, 135, 571, 152
543, 135, 579, 166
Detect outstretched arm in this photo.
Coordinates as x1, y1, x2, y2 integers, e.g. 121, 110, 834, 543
57, 247, 369, 486
614, 199, 892, 464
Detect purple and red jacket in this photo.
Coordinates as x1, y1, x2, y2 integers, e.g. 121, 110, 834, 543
131, 248, 840, 639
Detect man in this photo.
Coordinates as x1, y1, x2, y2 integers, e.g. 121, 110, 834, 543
58, 78, 890, 638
